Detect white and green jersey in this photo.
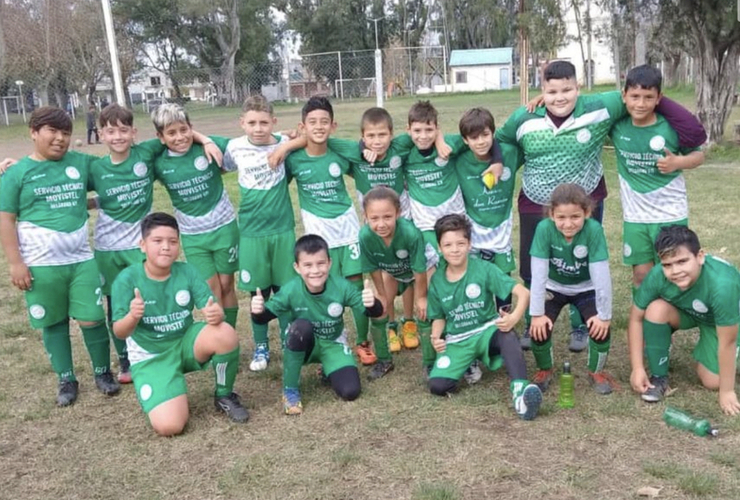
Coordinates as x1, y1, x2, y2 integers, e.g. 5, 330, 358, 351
497, 92, 627, 205
0, 151, 96, 266
635, 255, 740, 327
89, 140, 163, 251
265, 274, 365, 341
610, 115, 699, 223
153, 136, 235, 235
427, 257, 516, 343
359, 217, 437, 282
284, 148, 360, 248
111, 261, 213, 362
455, 146, 517, 254
404, 135, 466, 231
222, 134, 295, 236
530, 218, 609, 292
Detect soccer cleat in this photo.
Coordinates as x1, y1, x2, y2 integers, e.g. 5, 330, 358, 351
367, 360, 395, 380
387, 324, 402, 353
401, 320, 420, 349
354, 341, 378, 365
463, 360, 483, 385
532, 368, 554, 392
514, 384, 543, 421
641, 375, 670, 403
215, 392, 250, 423
117, 358, 132, 384
94, 371, 121, 396
283, 388, 303, 415
520, 326, 532, 351
249, 344, 270, 372
568, 325, 589, 353
56, 380, 79, 407
588, 371, 617, 395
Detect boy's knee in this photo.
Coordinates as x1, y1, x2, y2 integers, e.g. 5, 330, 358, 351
697, 364, 720, 390
330, 366, 361, 401
286, 319, 314, 351
215, 322, 238, 349
429, 377, 457, 396
644, 299, 674, 322
151, 419, 187, 437
336, 382, 361, 401
77, 320, 102, 329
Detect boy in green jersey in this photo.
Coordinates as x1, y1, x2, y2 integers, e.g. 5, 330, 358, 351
151, 104, 240, 332
610, 65, 704, 288
628, 225, 740, 415
112, 213, 248, 436
250, 234, 384, 415
427, 214, 541, 420
0, 107, 119, 406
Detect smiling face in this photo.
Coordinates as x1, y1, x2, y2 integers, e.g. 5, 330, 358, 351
361, 122, 393, 160
407, 121, 438, 150
301, 109, 335, 146
463, 127, 494, 161
622, 86, 661, 125
157, 120, 193, 154
542, 77, 579, 118
240, 110, 276, 145
551, 203, 588, 242
659, 246, 704, 290
294, 249, 331, 293
141, 225, 180, 272
438, 229, 471, 268
365, 198, 399, 240
32, 125, 71, 161
100, 120, 137, 156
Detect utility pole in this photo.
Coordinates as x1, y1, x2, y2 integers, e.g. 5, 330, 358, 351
519, 0, 529, 104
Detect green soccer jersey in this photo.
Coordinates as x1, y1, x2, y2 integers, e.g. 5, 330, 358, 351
610, 115, 699, 223
222, 134, 295, 236
265, 274, 366, 341
359, 217, 434, 282
89, 139, 163, 251
635, 255, 740, 327
0, 151, 96, 266
497, 91, 627, 205
153, 136, 235, 235
111, 261, 213, 359
427, 257, 516, 342
530, 218, 609, 287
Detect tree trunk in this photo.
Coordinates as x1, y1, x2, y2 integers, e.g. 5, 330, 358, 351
695, 41, 740, 144
662, 54, 681, 87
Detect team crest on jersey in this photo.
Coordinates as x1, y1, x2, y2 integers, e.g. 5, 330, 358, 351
434, 157, 448, 167
573, 245, 588, 259
194, 155, 209, 171
500, 167, 512, 182
396, 249, 409, 259
692, 299, 708, 314
240, 270, 251, 283
623, 243, 632, 258
328, 302, 343, 317
29, 304, 46, 320
436, 355, 451, 369
139, 384, 152, 401
649, 135, 666, 151
576, 129, 591, 144
328, 162, 342, 178
175, 290, 191, 307
65, 166, 81, 180
133, 162, 148, 178
389, 156, 402, 169
465, 283, 481, 299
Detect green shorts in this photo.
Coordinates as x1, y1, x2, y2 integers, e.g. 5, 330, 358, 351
95, 248, 145, 295
238, 229, 296, 292
429, 325, 503, 381
303, 334, 357, 376
181, 220, 239, 280
328, 243, 363, 278
422, 230, 440, 256
130, 322, 208, 414
396, 280, 413, 297
676, 311, 740, 375
471, 248, 517, 274
25, 260, 105, 329
623, 219, 688, 266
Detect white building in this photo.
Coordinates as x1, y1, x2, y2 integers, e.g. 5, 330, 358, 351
556, 3, 615, 85
449, 48, 513, 92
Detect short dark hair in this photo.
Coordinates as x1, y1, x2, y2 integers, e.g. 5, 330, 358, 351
434, 214, 471, 243
543, 60, 577, 82
302, 96, 334, 122
459, 107, 495, 138
141, 212, 179, 239
408, 100, 438, 126
548, 183, 593, 215
29, 106, 72, 133
99, 103, 134, 128
624, 64, 663, 93
655, 225, 701, 258
363, 185, 401, 213
361, 107, 393, 133
294, 234, 330, 263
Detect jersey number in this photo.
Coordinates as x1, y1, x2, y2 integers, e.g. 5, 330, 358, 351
227, 246, 238, 263
349, 243, 360, 260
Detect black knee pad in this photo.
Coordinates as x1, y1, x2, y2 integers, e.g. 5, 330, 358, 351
286, 318, 314, 351
429, 377, 457, 396
329, 366, 361, 401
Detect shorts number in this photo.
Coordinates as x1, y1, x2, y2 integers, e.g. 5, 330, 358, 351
95, 287, 103, 306
348, 243, 360, 260
227, 246, 238, 263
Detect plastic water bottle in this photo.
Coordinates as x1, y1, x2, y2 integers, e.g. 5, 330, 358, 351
663, 407, 718, 437
558, 361, 575, 408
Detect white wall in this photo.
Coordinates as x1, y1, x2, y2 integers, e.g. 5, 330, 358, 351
451, 64, 511, 92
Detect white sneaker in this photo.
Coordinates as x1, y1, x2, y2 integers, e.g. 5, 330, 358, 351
463, 360, 483, 385
249, 345, 270, 372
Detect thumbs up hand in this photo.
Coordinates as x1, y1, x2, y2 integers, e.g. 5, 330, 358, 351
656, 148, 679, 174
203, 296, 224, 325
362, 279, 375, 308
130, 288, 145, 320
251, 287, 265, 314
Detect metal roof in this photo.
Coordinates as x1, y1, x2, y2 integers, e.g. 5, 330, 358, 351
449, 48, 513, 67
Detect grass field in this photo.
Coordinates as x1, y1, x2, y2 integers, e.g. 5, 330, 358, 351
1, 88, 740, 500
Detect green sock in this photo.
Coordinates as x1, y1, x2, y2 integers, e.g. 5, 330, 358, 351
80, 322, 112, 375
587, 336, 611, 373
43, 320, 76, 382
278, 314, 290, 343
644, 320, 673, 377
510, 378, 529, 400
418, 319, 436, 368
531, 336, 554, 370
224, 306, 238, 329
569, 306, 585, 330
251, 319, 269, 350
212, 346, 240, 397
349, 279, 369, 344
370, 317, 390, 362
388, 320, 398, 334
106, 296, 127, 362
283, 348, 305, 390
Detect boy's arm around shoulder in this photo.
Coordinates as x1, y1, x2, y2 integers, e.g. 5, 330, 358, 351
655, 96, 707, 148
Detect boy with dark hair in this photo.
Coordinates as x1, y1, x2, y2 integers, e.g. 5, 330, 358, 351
112, 212, 247, 435
427, 214, 540, 420
628, 225, 740, 415
611, 64, 704, 289
250, 234, 384, 415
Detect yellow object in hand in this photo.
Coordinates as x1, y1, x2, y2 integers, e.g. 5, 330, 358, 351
482, 172, 496, 189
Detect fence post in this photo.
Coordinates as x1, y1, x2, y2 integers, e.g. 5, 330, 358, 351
442, 45, 448, 93
337, 51, 344, 100
375, 49, 384, 107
